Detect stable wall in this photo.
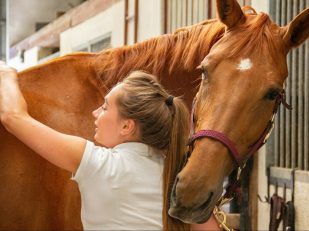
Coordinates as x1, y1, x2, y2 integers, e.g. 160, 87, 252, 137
9, 0, 163, 70
258, 147, 309, 230
60, 0, 163, 55
253, 0, 309, 230
60, 1, 124, 54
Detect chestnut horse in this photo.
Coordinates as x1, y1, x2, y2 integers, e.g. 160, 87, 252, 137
0, 1, 308, 230
0, 9, 221, 230
169, 0, 309, 224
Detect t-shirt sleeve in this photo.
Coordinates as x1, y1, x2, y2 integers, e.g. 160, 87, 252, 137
71, 140, 111, 187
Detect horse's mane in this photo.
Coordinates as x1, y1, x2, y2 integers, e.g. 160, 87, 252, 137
95, 19, 225, 87
94, 9, 285, 89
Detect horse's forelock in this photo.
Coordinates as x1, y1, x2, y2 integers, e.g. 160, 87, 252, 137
223, 13, 286, 62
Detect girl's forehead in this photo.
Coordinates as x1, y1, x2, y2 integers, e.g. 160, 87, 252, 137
112, 83, 124, 92
106, 83, 124, 100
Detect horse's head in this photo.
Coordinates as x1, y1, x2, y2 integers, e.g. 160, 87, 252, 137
169, 0, 309, 224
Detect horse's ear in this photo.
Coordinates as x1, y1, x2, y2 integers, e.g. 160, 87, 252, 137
216, 0, 245, 29
282, 8, 309, 50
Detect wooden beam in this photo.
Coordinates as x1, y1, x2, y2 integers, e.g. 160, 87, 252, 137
134, 0, 139, 43
124, 0, 128, 45
226, 213, 240, 230
163, 0, 168, 33
10, 0, 120, 59
249, 154, 259, 231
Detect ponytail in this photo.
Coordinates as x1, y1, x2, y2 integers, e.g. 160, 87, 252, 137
162, 97, 190, 231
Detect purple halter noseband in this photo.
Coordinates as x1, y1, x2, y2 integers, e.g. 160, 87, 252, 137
187, 88, 292, 172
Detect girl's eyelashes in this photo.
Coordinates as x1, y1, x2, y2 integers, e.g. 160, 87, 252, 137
101, 104, 107, 111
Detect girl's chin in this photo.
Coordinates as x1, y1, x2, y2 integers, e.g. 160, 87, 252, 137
93, 134, 99, 142
93, 135, 105, 147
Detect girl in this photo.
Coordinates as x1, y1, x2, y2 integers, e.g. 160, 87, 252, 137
0, 62, 219, 230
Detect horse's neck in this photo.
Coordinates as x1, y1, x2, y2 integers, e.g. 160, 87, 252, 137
18, 54, 104, 138
96, 19, 225, 86
19, 53, 102, 96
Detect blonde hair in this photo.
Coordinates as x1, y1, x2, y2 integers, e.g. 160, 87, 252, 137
116, 71, 190, 231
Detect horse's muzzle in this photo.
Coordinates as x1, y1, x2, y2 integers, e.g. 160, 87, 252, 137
168, 204, 213, 224
168, 178, 218, 224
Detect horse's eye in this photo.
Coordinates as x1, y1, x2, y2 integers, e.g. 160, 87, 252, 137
264, 89, 280, 101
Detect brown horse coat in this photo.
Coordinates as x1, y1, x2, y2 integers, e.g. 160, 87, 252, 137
0, 24, 211, 228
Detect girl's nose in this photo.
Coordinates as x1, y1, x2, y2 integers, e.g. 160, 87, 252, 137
92, 107, 100, 118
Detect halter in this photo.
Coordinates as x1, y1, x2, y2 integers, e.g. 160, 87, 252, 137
188, 91, 291, 171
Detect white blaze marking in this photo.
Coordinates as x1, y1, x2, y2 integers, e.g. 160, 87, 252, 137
237, 58, 253, 71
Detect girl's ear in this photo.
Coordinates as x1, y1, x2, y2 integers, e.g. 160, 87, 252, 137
120, 119, 137, 136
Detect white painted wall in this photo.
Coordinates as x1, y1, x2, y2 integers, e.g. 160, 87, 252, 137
251, 0, 269, 13
60, 1, 124, 55
60, 0, 163, 55
9, 0, 163, 70
294, 172, 309, 230
8, 46, 39, 71
24, 47, 39, 68
257, 147, 269, 230
8, 55, 26, 71
258, 153, 309, 230
138, 0, 162, 41
8, 0, 84, 45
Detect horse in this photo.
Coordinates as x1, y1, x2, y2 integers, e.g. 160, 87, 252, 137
0, 1, 308, 230
168, 0, 309, 225
0, 7, 221, 230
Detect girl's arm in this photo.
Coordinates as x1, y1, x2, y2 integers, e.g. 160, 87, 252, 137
0, 62, 86, 173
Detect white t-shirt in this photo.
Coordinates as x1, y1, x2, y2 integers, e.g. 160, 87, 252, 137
72, 141, 164, 230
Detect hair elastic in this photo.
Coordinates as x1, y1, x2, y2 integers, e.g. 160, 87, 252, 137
165, 95, 174, 106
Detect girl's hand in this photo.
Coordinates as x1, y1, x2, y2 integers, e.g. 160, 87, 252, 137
0, 61, 28, 122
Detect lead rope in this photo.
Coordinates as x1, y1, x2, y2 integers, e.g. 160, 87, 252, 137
213, 206, 235, 231
213, 181, 240, 231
